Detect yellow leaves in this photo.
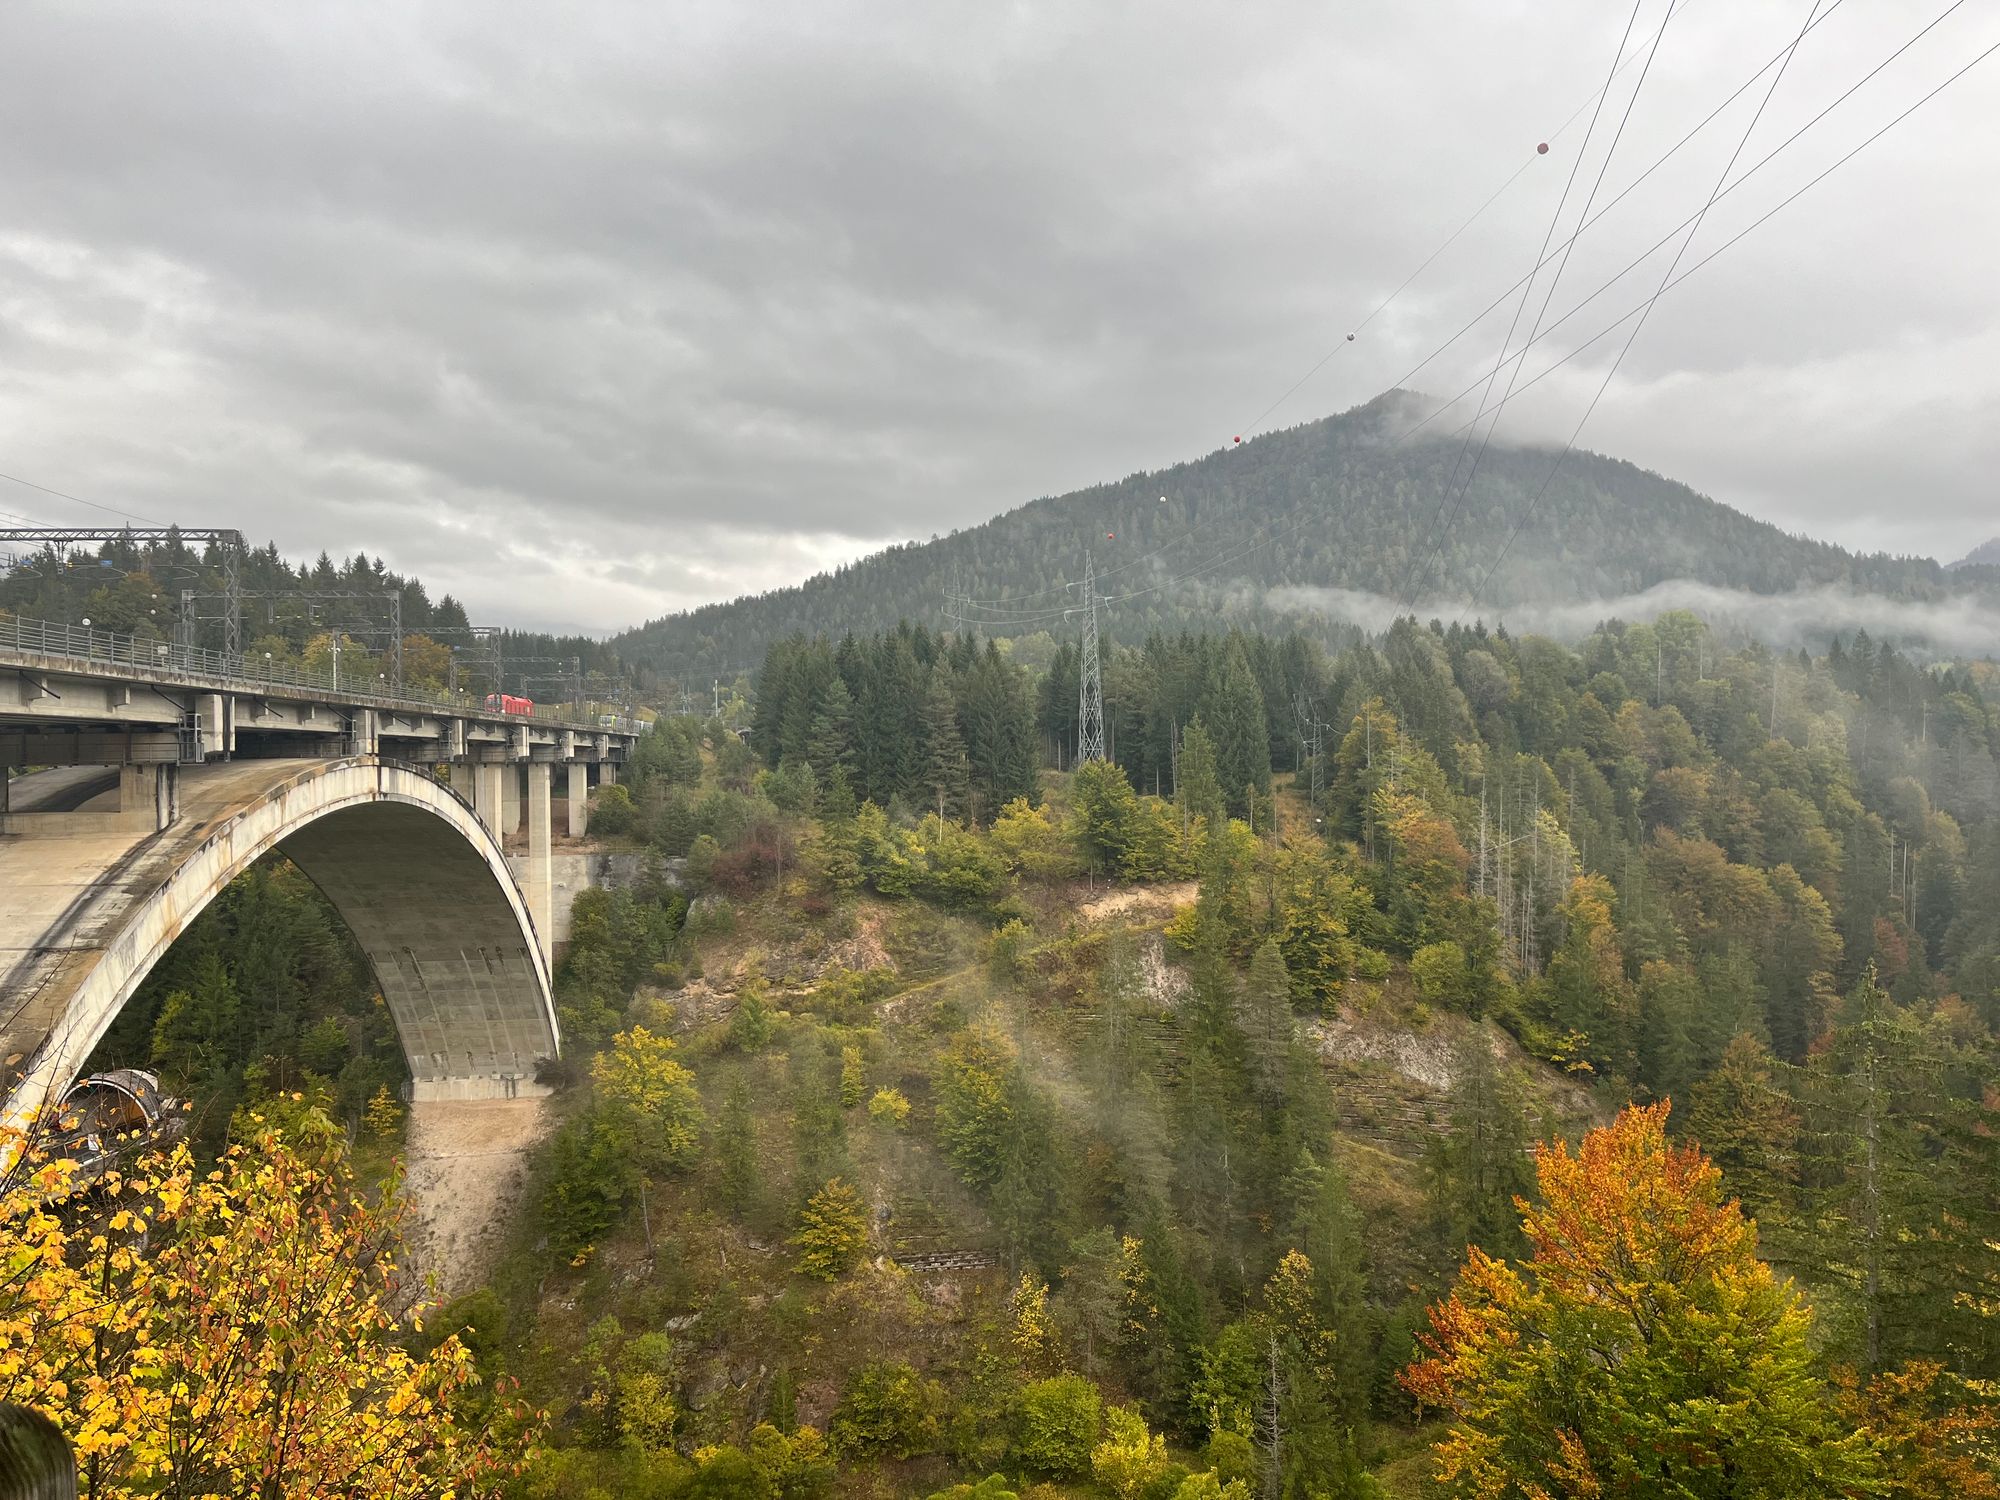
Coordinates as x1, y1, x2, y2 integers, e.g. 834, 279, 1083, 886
1009, 1273, 1061, 1377
0, 1125, 536, 1497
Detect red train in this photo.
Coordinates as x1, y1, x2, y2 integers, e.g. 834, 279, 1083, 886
482, 693, 535, 716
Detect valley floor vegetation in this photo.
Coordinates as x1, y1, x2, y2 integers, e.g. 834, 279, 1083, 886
9, 607, 2000, 1496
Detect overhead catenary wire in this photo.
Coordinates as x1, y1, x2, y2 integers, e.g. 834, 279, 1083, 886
1398, 0, 1674, 611
1454, 19, 2000, 618
0, 470, 160, 525
1059, 25, 2000, 624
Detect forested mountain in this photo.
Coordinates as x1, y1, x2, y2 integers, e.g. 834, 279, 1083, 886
1952, 537, 2000, 570
0, 535, 630, 698
614, 393, 1978, 677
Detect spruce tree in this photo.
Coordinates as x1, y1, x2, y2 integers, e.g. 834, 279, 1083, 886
717, 1071, 760, 1217
1240, 939, 1294, 1107
922, 663, 971, 823
1177, 716, 1227, 835
1203, 641, 1273, 818
807, 675, 857, 785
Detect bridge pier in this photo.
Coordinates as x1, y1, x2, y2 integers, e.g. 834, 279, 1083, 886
527, 760, 553, 966
567, 761, 589, 838
500, 764, 521, 840
474, 762, 504, 839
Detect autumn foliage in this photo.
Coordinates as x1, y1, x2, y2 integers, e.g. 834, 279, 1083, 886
1403, 1103, 1877, 1498
0, 1118, 535, 1497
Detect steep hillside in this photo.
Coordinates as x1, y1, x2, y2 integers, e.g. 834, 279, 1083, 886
616, 392, 1961, 674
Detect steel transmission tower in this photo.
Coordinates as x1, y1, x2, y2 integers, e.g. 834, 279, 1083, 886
1075, 553, 1105, 765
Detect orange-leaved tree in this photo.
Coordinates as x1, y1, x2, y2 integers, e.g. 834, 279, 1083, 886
1402, 1102, 1878, 1499
0, 1118, 537, 1498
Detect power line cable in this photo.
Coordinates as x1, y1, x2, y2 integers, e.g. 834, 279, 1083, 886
1455, 20, 1999, 616
1235, 0, 1704, 442
1392, 0, 1968, 452
1397, 0, 1979, 453
1399, 0, 1673, 609
1381, 0, 1860, 411
954, 0, 1985, 634
965, 0, 1843, 624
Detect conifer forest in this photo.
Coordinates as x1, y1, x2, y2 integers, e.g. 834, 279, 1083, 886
10, 546, 2000, 1495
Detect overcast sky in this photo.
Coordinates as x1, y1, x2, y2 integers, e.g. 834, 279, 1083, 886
2, 0, 1996, 634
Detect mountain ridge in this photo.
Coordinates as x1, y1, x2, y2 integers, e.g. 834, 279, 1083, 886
616, 393, 1975, 673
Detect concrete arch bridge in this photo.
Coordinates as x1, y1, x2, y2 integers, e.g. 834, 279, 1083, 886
0, 756, 566, 1121
0, 615, 647, 1285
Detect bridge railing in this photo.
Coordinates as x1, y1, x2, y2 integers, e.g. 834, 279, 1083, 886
0, 613, 602, 730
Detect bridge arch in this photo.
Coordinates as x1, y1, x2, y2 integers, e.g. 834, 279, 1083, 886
1, 756, 560, 1124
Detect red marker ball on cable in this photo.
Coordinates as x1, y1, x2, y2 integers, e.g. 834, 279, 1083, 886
1233, 435, 1242, 444
1537, 142, 1549, 155
1107, 531, 1115, 540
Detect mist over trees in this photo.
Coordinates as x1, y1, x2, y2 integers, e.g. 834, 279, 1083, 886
613, 394, 1992, 678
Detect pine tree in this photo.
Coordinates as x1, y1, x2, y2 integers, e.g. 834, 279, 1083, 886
1682, 1030, 1796, 1226
791, 1031, 849, 1199
1240, 939, 1294, 1107
840, 1043, 866, 1108
807, 675, 857, 785
1423, 1034, 1533, 1267
717, 1072, 760, 1216
1177, 717, 1227, 835
1204, 641, 1273, 819
1793, 969, 2000, 1375
922, 663, 971, 822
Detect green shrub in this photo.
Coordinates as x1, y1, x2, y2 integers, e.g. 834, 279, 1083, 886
839, 1044, 865, 1107
1411, 940, 1471, 1008
1015, 1373, 1103, 1477
1092, 1406, 1172, 1499
591, 782, 639, 838
830, 1361, 944, 1458
867, 1087, 911, 1127
986, 919, 1035, 986
926, 1478, 1018, 1500
1203, 1431, 1256, 1490
540, 1107, 634, 1259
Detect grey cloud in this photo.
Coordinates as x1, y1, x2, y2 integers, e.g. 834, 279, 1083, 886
1, 0, 1996, 631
